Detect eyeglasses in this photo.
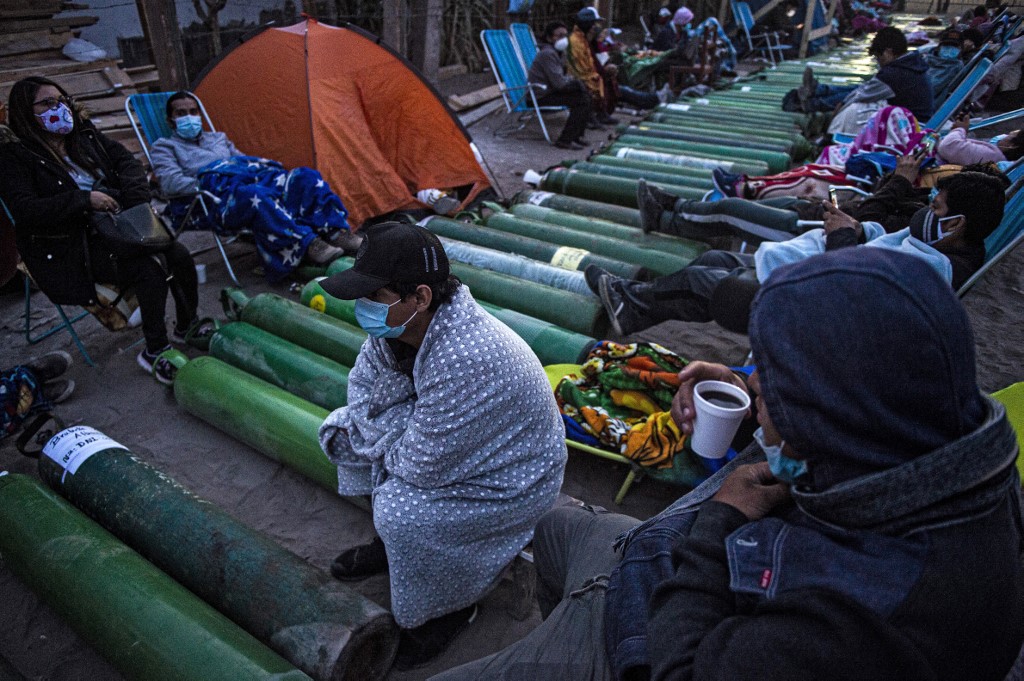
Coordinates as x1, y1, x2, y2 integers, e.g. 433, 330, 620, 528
32, 96, 70, 111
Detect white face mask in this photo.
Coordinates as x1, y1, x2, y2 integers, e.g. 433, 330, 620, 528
554, 37, 569, 52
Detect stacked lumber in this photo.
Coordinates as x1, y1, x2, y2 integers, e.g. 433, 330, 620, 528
0, 1, 157, 157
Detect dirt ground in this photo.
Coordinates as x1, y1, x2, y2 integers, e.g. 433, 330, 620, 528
0, 67, 1022, 681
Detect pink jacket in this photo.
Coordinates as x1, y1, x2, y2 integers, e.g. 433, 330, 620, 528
936, 127, 1006, 165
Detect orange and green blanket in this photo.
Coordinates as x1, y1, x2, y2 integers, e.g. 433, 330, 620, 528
555, 341, 689, 468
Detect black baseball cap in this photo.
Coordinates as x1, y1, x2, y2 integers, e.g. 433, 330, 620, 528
320, 222, 450, 300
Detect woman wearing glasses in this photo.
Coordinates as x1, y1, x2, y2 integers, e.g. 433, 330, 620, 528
0, 76, 202, 384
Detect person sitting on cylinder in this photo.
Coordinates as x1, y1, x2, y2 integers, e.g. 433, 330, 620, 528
0, 77, 204, 383
528, 21, 595, 150
428, 247, 1024, 681
150, 91, 362, 281
316, 222, 567, 669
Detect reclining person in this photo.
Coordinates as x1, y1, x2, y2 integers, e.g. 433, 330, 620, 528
794, 27, 934, 122
150, 91, 361, 281
316, 223, 566, 669
938, 113, 1024, 165
430, 247, 1024, 681
640, 159, 1007, 242
588, 170, 1006, 335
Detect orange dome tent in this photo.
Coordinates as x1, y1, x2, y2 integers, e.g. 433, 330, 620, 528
193, 19, 490, 227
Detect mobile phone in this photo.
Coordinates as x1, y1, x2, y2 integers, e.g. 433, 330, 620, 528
828, 187, 839, 208
922, 133, 938, 155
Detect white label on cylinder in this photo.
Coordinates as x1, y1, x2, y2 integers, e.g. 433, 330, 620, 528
527, 191, 555, 205
550, 246, 589, 271
741, 86, 752, 92
43, 426, 127, 477
666, 103, 691, 112
831, 77, 852, 83
696, 98, 710, 104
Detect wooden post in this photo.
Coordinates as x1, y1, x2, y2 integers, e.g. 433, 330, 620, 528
382, 0, 406, 55
409, 0, 442, 82
798, 0, 816, 59
134, 0, 188, 90
718, 0, 730, 25
493, 0, 508, 30
597, 0, 613, 24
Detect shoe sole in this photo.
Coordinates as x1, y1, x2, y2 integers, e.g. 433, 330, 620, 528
598, 277, 626, 336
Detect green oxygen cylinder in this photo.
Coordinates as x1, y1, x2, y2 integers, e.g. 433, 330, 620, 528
172, 355, 357, 501
36, 436, 398, 681
300, 278, 598, 366
515, 190, 643, 227
420, 215, 645, 280
484, 212, 697, 277
567, 160, 715, 191
0, 473, 312, 681
209, 321, 350, 408
539, 168, 707, 207
221, 289, 367, 368
614, 135, 791, 173
322, 253, 609, 338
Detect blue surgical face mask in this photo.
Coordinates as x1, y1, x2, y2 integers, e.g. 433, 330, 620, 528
354, 296, 417, 339
753, 426, 808, 483
938, 45, 961, 59
174, 114, 203, 140
989, 133, 1009, 145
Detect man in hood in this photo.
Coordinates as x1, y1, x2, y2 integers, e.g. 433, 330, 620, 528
430, 248, 1024, 681
793, 27, 935, 121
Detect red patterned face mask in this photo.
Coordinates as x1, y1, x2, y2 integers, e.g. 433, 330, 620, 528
35, 102, 74, 135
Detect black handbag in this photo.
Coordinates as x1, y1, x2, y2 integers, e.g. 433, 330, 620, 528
90, 203, 173, 256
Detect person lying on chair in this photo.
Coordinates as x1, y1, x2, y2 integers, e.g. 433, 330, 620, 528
587, 170, 1006, 336
428, 247, 1024, 681
150, 91, 363, 281
0, 77, 204, 383
316, 223, 566, 670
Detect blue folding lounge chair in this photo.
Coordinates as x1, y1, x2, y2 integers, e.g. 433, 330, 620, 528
125, 92, 241, 285
923, 57, 992, 131
481, 29, 567, 144
958, 176, 1024, 297
510, 23, 538, 70
731, 0, 789, 67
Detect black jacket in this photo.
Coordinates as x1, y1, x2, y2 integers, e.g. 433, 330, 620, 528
0, 123, 150, 305
876, 51, 935, 122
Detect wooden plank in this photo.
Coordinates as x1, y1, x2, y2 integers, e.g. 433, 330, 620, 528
0, 30, 69, 57
87, 112, 131, 131
0, 57, 120, 82
447, 84, 501, 111
459, 99, 505, 127
0, 15, 98, 34
752, 0, 784, 20
439, 64, 468, 80
79, 94, 129, 116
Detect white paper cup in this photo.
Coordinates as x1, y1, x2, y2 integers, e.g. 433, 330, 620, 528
195, 263, 207, 285
691, 380, 751, 461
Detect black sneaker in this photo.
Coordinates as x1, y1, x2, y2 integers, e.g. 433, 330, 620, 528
394, 603, 479, 670
554, 139, 585, 150
636, 178, 667, 234
42, 378, 75, 404
330, 536, 389, 581
597, 113, 619, 125
171, 319, 215, 347
23, 350, 72, 381
598, 276, 644, 336
711, 168, 742, 198
798, 66, 818, 112
137, 346, 176, 386
583, 264, 610, 296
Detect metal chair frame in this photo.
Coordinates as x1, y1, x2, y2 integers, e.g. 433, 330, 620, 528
125, 91, 242, 285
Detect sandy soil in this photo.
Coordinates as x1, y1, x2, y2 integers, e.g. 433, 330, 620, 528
0, 70, 1021, 680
